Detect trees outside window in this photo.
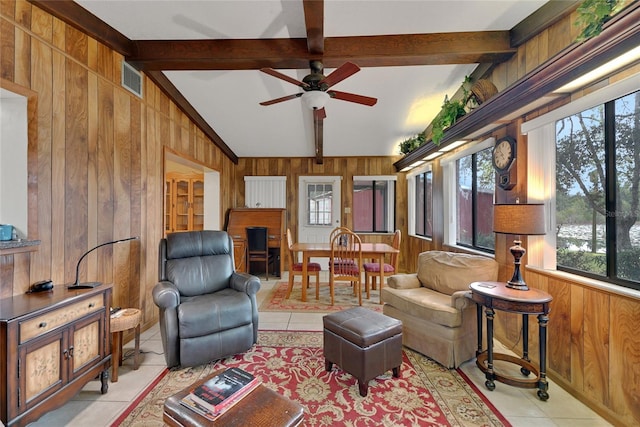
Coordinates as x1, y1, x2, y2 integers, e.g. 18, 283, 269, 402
555, 90, 640, 288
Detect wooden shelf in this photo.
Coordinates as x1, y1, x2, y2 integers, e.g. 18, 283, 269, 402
394, 4, 640, 171
0, 240, 40, 256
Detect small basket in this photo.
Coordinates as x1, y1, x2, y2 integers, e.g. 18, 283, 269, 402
469, 79, 498, 105
110, 308, 142, 332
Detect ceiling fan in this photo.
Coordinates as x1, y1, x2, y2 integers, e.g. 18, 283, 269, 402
259, 60, 377, 120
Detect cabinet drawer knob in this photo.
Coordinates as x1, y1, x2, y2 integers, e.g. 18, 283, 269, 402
38, 322, 47, 328
88, 303, 95, 308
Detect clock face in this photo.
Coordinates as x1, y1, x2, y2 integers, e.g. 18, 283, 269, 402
493, 138, 514, 171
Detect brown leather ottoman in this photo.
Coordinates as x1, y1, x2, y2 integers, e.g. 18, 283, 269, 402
323, 307, 403, 397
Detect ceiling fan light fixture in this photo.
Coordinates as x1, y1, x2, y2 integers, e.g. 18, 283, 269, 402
302, 91, 330, 110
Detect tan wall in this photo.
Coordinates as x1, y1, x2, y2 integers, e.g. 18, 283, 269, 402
0, 1, 237, 332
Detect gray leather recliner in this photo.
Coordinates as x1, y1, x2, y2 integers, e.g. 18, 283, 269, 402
152, 230, 261, 368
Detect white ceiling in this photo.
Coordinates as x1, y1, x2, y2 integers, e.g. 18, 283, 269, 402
75, 0, 549, 159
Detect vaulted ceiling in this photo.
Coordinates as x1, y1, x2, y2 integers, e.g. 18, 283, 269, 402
36, 0, 572, 163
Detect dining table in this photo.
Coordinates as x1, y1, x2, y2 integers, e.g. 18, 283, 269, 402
290, 242, 399, 304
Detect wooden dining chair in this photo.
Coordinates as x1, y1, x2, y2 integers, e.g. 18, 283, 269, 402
328, 226, 355, 270
329, 229, 363, 306
363, 229, 401, 299
285, 228, 322, 299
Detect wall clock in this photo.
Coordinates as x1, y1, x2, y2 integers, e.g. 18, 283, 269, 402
492, 136, 516, 190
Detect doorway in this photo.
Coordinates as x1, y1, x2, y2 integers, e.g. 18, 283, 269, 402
164, 150, 220, 233
297, 176, 341, 264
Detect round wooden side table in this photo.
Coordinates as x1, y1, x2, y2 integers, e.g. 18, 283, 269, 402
469, 281, 553, 400
110, 308, 141, 382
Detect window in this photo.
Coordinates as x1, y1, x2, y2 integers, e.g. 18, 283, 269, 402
352, 176, 396, 233
555, 90, 640, 288
442, 139, 495, 252
414, 171, 433, 238
307, 183, 333, 226
455, 147, 495, 252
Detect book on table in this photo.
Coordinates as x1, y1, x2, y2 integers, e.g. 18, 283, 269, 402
179, 367, 260, 419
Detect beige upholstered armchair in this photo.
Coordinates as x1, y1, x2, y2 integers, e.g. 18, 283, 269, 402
381, 251, 498, 368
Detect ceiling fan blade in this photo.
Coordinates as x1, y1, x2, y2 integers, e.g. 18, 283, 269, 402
260, 68, 310, 88
329, 90, 378, 106
319, 62, 360, 88
259, 93, 302, 106
314, 107, 327, 120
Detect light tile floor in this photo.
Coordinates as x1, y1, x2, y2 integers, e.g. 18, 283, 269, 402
28, 274, 611, 426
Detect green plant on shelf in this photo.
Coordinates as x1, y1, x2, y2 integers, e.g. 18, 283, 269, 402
575, 0, 625, 42
431, 76, 471, 145
399, 133, 427, 155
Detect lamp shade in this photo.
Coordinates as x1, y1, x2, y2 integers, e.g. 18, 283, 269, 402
493, 203, 546, 236
302, 91, 329, 110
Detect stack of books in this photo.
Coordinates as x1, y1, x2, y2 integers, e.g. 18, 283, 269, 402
180, 367, 261, 420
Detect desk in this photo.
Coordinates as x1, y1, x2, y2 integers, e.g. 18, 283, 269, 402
469, 281, 552, 400
291, 242, 398, 304
226, 208, 285, 276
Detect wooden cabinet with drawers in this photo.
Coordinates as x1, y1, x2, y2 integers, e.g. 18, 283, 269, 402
0, 285, 112, 426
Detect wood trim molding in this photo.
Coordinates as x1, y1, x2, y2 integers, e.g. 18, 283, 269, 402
147, 71, 238, 164
1, 78, 39, 241
394, 2, 640, 171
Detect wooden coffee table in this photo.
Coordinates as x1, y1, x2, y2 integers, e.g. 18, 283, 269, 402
163, 369, 304, 427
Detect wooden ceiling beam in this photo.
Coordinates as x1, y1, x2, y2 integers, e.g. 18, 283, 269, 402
28, 0, 134, 56
128, 31, 514, 71
303, 0, 325, 163
314, 114, 324, 164
304, 0, 324, 55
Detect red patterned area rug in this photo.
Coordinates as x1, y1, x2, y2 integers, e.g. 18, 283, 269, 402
259, 281, 383, 313
115, 331, 510, 427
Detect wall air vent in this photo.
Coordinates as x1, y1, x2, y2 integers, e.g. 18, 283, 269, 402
122, 62, 143, 98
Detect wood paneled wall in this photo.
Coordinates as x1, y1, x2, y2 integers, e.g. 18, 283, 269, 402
0, 0, 237, 332
411, 9, 640, 427
235, 156, 407, 270
3, 1, 639, 425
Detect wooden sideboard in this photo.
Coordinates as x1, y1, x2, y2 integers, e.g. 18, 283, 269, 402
0, 285, 112, 426
226, 208, 286, 277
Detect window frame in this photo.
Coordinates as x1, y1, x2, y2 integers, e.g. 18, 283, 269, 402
407, 165, 433, 239
442, 137, 496, 253
352, 175, 397, 234
523, 72, 640, 292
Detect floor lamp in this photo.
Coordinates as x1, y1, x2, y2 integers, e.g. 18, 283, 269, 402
493, 203, 545, 291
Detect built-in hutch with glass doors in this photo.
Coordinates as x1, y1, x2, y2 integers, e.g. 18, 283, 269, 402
164, 172, 205, 233
0, 285, 112, 427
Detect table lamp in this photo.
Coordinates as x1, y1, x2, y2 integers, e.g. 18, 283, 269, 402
67, 236, 138, 289
493, 202, 545, 291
